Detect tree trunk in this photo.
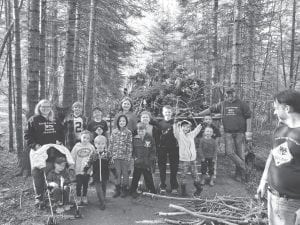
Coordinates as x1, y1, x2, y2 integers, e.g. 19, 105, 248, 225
50, 0, 59, 105
231, 0, 242, 93
6, 0, 14, 152
27, 0, 40, 117
13, 0, 24, 161
289, 0, 296, 89
84, 0, 97, 119
73, 1, 80, 102
210, 0, 219, 104
63, 0, 77, 108
39, 0, 46, 99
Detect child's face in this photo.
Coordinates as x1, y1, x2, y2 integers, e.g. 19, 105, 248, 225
95, 127, 104, 135
55, 162, 66, 172
119, 117, 127, 128
204, 116, 212, 125
93, 110, 103, 120
122, 100, 131, 112
162, 108, 172, 120
81, 133, 90, 144
137, 128, 146, 137
94, 140, 106, 151
73, 105, 82, 116
141, 114, 150, 124
182, 124, 191, 134
204, 127, 213, 138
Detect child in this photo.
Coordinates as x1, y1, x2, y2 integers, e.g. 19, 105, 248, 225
157, 105, 179, 194
64, 102, 87, 150
71, 130, 95, 204
130, 123, 156, 198
47, 157, 71, 205
87, 107, 108, 139
197, 126, 218, 186
173, 120, 203, 196
84, 135, 112, 210
198, 115, 221, 179
113, 97, 138, 134
109, 115, 132, 198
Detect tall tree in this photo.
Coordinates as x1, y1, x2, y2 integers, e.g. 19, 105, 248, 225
39, 0, 46, 98
6, 0, 14, 152
27, 0, 40, 117
13, 0, 24, 165
63, 0, 77, 108
210, 0, 219, 104
72, 0, 81, 102
289, 0, 296, 88
84, 0, 97, 119
50, 0, 58, 105
231, 0, 242, 92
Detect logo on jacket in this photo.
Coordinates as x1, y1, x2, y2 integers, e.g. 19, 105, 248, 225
145, 141, 151, 148
272, 142, 293, 166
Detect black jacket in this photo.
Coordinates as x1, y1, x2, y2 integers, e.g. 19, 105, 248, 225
24, 115, 64, 149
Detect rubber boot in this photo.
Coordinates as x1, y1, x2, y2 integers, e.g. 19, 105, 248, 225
193, 181, 203, 197
121, 185, 128, 198
180, 184, 188, 197
113, 184, 121, 198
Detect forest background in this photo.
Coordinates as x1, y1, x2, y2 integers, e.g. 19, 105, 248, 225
0, 0, 299, 193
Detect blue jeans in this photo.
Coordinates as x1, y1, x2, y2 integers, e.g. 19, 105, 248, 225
224, 133, 246, 171
268, 190, 300, 225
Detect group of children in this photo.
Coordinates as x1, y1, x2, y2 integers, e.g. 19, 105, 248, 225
44, 99, 222, 211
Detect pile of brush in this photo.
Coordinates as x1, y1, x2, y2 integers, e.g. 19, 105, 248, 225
136, 193, 267, 225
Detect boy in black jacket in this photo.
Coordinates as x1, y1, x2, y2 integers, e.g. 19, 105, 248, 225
157, 105, 179, 194
130, 123, 156, 198
84, 135, 112, 210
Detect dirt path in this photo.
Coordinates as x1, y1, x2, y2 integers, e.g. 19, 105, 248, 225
63, 154, 251, 225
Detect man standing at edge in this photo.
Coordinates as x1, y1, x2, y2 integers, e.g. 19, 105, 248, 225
257, 89, 300, 225
197, 88, 252, 182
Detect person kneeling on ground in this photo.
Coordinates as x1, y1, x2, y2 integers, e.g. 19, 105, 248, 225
47, 157, 71, 206
173, 120, 203, 197
84, 135, 112, 210
130, 123, 157, 198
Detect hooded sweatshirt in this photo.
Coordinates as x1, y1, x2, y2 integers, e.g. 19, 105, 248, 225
71, 142, 95, 175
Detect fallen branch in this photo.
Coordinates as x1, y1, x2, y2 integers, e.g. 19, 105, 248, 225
169, 204, 239, 225
143, 192, 199, 201
158, 212, 188, 216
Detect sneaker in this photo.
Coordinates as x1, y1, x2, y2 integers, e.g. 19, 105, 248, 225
209, 178, 215, 186
75, 196, 82, 205
82, 196, 88, 204
171, 189, 178, 195
159, 188, 166, 195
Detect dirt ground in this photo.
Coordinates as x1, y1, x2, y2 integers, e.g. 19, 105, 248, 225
0, 149, 257, 225
63, 155, 251, 225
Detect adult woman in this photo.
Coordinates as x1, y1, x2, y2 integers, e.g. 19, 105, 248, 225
25, 99, 64, 207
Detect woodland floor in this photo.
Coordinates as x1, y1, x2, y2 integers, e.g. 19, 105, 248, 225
0, 131, 272, 225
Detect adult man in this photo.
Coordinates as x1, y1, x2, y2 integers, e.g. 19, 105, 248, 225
198, 88, 252, 181
257, 89, 300, 225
